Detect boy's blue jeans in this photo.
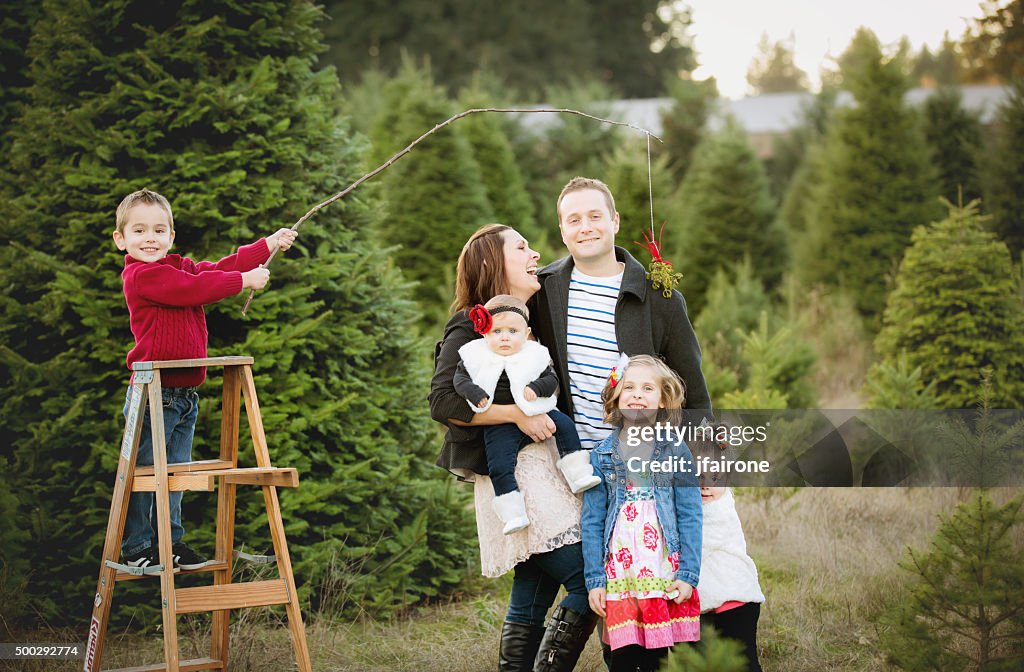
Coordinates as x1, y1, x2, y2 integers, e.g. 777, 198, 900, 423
121, 385, 199, 556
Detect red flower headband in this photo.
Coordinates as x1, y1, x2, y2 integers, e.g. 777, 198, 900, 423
469, 303, 529, 335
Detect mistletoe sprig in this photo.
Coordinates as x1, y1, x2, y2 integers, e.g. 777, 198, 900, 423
635, 223, 682, 298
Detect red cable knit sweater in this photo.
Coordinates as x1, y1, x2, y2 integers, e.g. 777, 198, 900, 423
122, 239, 270, 387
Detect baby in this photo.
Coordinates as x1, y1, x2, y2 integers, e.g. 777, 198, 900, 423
454, 295, 600, 534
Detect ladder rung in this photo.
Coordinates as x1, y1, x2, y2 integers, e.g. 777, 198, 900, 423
132, 474, 215, 492
135, 459, 233, 477
132, 356, 253, 370
115, 560, 228, 582
216, 467, 298, 488
174, 579, 289, 614
104, 656, 223, 672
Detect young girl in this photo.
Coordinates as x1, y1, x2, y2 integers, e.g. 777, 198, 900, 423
581, 354, 703, 672
697, 484, 765, 671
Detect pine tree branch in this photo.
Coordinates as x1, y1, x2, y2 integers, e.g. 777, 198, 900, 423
241, 107, 662, 314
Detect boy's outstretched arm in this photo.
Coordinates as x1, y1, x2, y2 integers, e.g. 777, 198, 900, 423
196, 228, 295, 274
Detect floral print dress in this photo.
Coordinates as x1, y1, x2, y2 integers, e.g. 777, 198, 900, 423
603, 475, 701, 650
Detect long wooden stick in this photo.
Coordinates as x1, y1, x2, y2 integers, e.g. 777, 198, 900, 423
241, 107, 662, 314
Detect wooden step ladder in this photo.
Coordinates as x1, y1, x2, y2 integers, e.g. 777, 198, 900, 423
85, 356, 311, 672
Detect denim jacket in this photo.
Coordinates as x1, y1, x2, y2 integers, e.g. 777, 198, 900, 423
581, 429, 702, 591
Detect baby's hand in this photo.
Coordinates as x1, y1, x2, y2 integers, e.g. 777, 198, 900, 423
477, 396, 490, 408
267, 228, 297, 253
588, 588, 607, 618
242, 265, 270, 290
523, 387, 538, 402
666, 580, 693, 604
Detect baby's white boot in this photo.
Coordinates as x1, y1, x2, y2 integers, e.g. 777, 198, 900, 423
557, 450, 602, 494
492, 490, 530, 535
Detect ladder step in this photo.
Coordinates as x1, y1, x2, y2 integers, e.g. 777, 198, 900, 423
216, 467, 298, 488
115, 560, 228, 582
135, 459, 233, 477
132, 474, 215, 492
104, 656, 223, 672
174, 579, 289, 614
132, 356, 254, 370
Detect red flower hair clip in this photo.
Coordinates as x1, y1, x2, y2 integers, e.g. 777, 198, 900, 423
469, 304, 493, 334
635, 223, 682, 298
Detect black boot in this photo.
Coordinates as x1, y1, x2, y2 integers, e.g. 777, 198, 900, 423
533, 606, 599, 672
499, 621, 545, 672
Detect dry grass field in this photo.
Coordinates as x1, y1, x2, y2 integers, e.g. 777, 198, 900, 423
14, 486, 1017, 671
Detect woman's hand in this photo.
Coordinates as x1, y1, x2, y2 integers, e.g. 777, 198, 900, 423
515, 411, 556, 443
666, 580, 693, 604
588, 588, 607, 618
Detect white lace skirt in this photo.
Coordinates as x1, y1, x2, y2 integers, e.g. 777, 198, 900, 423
472, 439, 583, 577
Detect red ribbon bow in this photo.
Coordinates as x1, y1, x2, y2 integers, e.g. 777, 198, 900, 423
469, 304, 493, 335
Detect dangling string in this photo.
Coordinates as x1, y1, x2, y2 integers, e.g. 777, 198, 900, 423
647, 132, 655, 234
635, 129, 682, 298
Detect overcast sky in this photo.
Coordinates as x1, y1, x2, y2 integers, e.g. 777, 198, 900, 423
682, 0, 986, 98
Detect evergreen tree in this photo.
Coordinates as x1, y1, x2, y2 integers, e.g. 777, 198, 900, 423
675, 119, 784, 314
0, 1, 42, 149
798, 29, 941, 320
369, 59, 493, 325
961, 0, 1024, 83
767, 86, 837, 202
911, 36, 964, 87
662, 623, 749, 671
746, 33, 810, 95
862, 356, 940, 410
320, 0, 694, 99
695, 262, 816, 409
658, 76, 718, 183
0, 0, 472, 625
874, 200, 1024, 409
922, 87, 984, 205
984, 79, 1024, 256
457, 89, 539, 242
604, 139, 680, 261
881, 493, 1024, 670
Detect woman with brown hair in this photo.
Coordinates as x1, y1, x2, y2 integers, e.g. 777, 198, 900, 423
429, 224, 597, 671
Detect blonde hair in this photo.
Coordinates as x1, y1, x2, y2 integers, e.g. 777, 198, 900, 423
602, 354, 686, 426
451, 224, 513, 313
116, 188, 173, 233
556, 176, 616, 222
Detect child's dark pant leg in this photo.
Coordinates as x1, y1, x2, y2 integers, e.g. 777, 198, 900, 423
484, 424, 532, 496
609, 644, 669, 672
704, 602, 762, 672
548, 409, 583, 457
121, 387, 198, 556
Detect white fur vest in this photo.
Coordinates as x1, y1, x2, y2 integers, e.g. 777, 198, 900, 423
697, 488, 765, 611
457, 339, 557, 417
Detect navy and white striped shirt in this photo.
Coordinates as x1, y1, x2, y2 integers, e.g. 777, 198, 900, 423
566, 266, 622, 446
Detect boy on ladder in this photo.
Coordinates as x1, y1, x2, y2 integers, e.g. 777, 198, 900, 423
111, 188, 296, 571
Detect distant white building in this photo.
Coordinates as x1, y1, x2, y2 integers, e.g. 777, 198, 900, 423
519, 85, 1009, 159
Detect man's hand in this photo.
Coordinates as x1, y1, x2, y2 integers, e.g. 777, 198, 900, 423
523, 387, 538, 402
242, 266, 270, 290
267, 228, 297, 253
588, 588, 607, 618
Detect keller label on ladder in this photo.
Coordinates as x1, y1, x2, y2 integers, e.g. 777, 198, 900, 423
84, 615, 100, 672
120, 384, 144, 460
